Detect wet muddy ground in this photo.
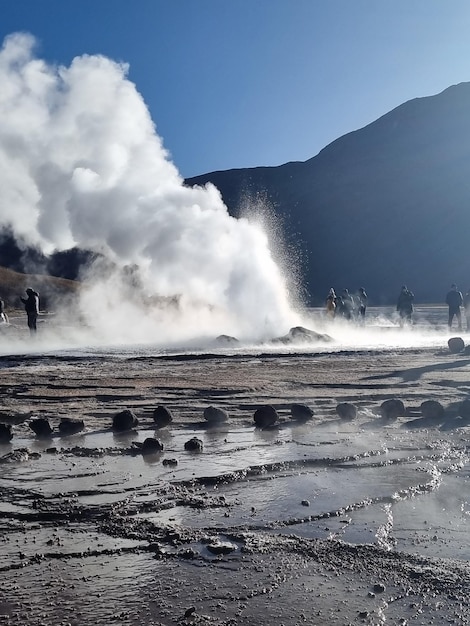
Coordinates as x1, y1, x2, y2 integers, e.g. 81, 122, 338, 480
1, 345, 470, 624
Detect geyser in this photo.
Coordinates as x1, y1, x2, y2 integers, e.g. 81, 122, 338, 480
0, 33, 301, 346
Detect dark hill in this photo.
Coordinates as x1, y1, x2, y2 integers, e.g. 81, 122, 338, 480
186, 82, 470, 305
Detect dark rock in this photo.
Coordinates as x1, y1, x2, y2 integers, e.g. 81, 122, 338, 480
253, 405, 279, 428
162, 458, 178, 467
273, 326, 332, 344
336, 402, 357, 421
448, 336, 465, 354
290, 403, 314, 421
420, 400, 445, 423
29, 418, 53, 438
58, 418, 85, 436
203, 406, 229, 423
301, 500, 310, 507
152, 405, 173, 428
373, 583, 386, 593
214, 334, 239, 346
184, 437, 203, 451
379, 399, 405, 421
0, 423, 12, 442
141, 437, 164, 455
112, 409, 139, 432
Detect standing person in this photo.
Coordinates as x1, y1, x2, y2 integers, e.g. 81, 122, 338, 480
0, 298, 8, 324
325, 288, 336, 318
357, 287, 368, 323
396, 285, 414, 327
464, 288, 470, 332
20, 288, 40, 334
445, 284, 463, 331
341, 288, 354, 320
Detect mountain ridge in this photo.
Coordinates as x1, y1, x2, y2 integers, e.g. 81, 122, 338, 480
186, 82, 470, 305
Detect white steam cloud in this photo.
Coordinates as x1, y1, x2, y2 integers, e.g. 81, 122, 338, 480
0, 33, 301, 347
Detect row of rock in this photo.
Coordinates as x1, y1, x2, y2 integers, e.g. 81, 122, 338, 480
1, 396, 469, 446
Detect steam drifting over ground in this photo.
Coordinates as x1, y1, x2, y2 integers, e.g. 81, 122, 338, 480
0, 33, 301, 347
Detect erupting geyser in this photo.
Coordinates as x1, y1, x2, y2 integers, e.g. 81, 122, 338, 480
0, 33, 301, 346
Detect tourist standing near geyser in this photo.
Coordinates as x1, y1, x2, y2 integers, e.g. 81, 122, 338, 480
20, 288, 40, 335
445, 284, 463, 331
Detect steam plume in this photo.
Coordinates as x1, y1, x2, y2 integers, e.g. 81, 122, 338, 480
0, 33, 300, 345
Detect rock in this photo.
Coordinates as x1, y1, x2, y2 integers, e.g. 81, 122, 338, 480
29, 418, 53, 438
58, 418, 85, 436
206, 540, 237, 555
336, 402, 357, 421
290, 403, 314, 421
273, 326, 332, 344
112, 409, 139, 432
152, 405, 173, 428
0, 423, 13, 442
214, 335, 239, 346
420, 400, 445, 423
184, 437, 203, 451
203, 406, 229, 423
448, 336, 465, 354
253, 405, 279, 428
141, 437, 164, 455
379, 399, 405, 421
162, 458, 178, 467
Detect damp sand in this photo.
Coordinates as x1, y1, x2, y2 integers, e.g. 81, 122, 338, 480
0, 344, 470, 625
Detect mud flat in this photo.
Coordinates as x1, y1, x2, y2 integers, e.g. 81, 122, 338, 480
0, 344, 470, 624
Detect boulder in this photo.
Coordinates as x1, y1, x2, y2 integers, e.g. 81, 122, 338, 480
214, 335, 240, 346
204, 406, 229, 423
153, 405, 173, 428
290, 403, 314, 421
58, 418, 85, 436
253, 405, 279, 428
112, 409, 139, 432
420, 400, 445, 423
29, 418, 53, 438
141, 437, 164, 455
448, 336, 465, 354
336, 402, 357, 421
379, 399, 405, 421
0, 423, 13, 442
273, 326, 332, 344
184, 437, 203, 451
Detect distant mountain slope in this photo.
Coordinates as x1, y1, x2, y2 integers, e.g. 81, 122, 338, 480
186, 83, 470, 305
0, 266, 79, 311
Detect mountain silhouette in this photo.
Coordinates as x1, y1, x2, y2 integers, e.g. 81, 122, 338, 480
186, 83, 470, 305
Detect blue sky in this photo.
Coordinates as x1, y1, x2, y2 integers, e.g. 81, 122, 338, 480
2, 0, 470, 178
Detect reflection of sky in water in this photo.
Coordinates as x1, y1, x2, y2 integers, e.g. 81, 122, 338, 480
2, 419, 468, 559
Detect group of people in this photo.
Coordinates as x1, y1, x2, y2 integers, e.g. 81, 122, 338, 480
326, 283, 470, 331
325, 287, 368, 322
397, 283, 470, 330
0, 288, 40, 335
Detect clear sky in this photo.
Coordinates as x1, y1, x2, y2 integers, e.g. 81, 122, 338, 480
1, 0, 470, 178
